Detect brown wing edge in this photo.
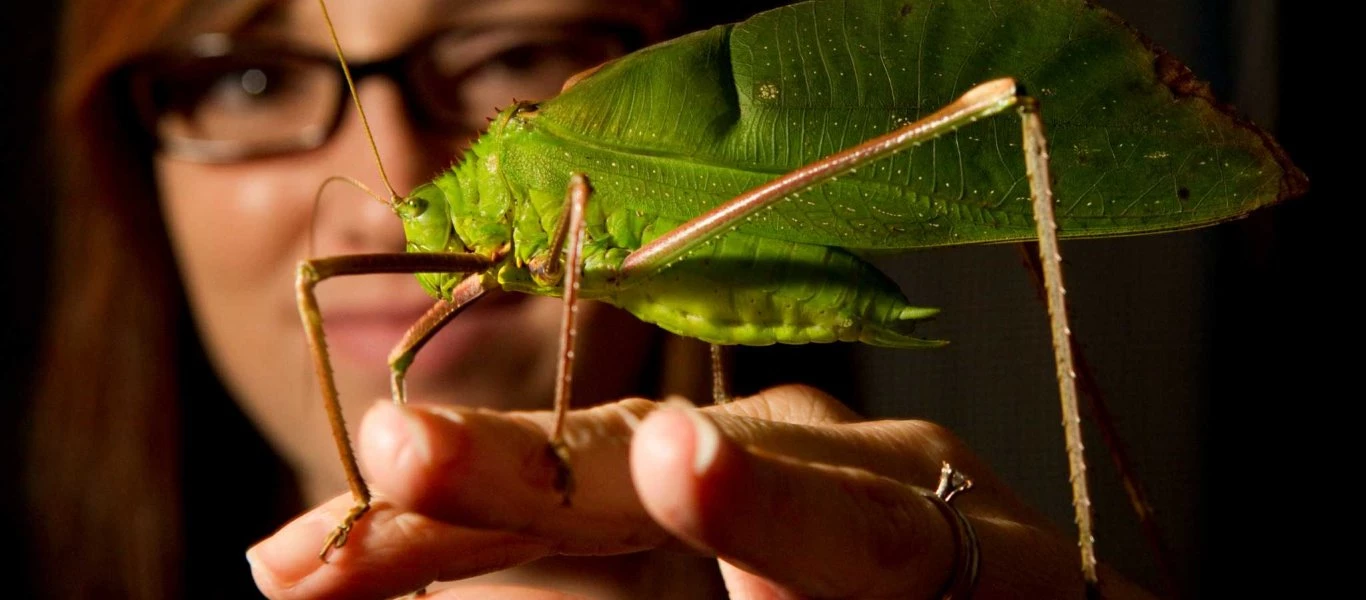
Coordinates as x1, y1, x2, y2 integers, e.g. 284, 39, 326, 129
1085, 0, 1310, 203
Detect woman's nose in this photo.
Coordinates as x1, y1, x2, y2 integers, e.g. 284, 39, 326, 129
312, 77, 455, 255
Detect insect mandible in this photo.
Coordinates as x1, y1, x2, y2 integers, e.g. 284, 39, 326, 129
295, 0, 1306, 592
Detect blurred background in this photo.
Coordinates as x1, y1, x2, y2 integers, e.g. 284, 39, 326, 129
2, 3, 58, 598
2, 0, 1328, 597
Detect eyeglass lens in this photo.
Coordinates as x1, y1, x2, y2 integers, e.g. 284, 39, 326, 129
137, 23, 637, 162
153, 54, 341, 159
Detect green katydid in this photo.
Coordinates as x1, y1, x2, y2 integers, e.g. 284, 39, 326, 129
296, 0, 1305, 591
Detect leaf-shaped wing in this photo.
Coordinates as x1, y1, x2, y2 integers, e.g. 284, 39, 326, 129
531, 0, 1303, 249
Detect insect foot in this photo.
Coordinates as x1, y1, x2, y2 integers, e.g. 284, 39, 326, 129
318, 501, 371, 562
547, 440, 575, 507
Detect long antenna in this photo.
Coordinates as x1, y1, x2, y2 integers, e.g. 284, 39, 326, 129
317, 0, 401, 205
309, 175, 390, 257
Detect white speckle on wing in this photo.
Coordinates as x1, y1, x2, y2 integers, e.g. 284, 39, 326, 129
758, 82, 780, 101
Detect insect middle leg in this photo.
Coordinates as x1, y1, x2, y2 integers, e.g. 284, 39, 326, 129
616, 78, 1096, 587
525, 174, 594, 503
386, 274, 491, 405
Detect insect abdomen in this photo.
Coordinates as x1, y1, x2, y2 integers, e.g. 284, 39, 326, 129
604, 233, 941, 348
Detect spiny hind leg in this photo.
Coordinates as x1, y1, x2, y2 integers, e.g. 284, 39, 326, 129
296, 252, 492, 560
1017, 97, 1094, 587
613, 79, 1094, 586
618, 79, 1022, 278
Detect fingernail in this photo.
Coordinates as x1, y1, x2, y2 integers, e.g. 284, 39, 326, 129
369, 402, 455, 468
680, 407, 720, 475
246, 515, 331, 588
661, 396, 697, 410
421, 403, 468, 426
609, 403, 644, 431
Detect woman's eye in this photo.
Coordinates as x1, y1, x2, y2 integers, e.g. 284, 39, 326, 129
151, 55, 339, 146
201, 65, 293, 110
156, 57, 318, 122
429, 28, 628, 94
414, 27, 632, 133
477, 40, 599, 81
465, 35, 626, 103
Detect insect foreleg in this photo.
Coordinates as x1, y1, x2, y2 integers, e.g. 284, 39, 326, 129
295, 251, 492, 560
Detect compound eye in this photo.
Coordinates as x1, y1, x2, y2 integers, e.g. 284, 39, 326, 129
396, 195, 429, 221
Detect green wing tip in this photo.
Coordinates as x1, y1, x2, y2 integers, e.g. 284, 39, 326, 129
900, 306, 941, 320
864, 332, 949, 349
858, 305, 946, 348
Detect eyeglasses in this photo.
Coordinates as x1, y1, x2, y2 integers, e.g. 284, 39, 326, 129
125, 23, 642, 163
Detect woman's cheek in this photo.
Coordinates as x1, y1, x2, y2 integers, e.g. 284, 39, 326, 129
155, 158, 319, 288
154, 157, 324, 431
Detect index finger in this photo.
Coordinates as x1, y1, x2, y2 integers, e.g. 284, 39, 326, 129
355, 390, 989, 550
247, 495, 550, 600
251, 389, 1009, 598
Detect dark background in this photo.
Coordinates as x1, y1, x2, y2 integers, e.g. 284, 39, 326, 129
2, 0, 1331, 597
2, 3, 59, 599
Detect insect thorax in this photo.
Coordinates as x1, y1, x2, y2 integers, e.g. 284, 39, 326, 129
400, 132, 518, 301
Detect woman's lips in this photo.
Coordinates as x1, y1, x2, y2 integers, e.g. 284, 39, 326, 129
319, 289, 528, 378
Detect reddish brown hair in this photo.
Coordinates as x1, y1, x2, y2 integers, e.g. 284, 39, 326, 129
28, 1, 195, 597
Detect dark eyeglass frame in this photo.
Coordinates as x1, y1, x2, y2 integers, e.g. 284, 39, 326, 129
122, 23, 643, 164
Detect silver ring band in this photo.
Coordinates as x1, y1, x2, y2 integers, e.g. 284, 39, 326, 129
921, 462, 980, 600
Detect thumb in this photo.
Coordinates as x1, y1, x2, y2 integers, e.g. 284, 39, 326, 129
629, 406, 956, 599
718, 561, 802, 600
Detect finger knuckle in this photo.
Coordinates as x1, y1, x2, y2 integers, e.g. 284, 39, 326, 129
726, 384, 859, 425
855, 478, 939, 572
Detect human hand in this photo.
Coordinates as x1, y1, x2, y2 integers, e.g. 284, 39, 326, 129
248, 386, 1151, 599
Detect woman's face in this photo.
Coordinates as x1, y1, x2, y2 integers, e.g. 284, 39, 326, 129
152, 0, 665, 501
